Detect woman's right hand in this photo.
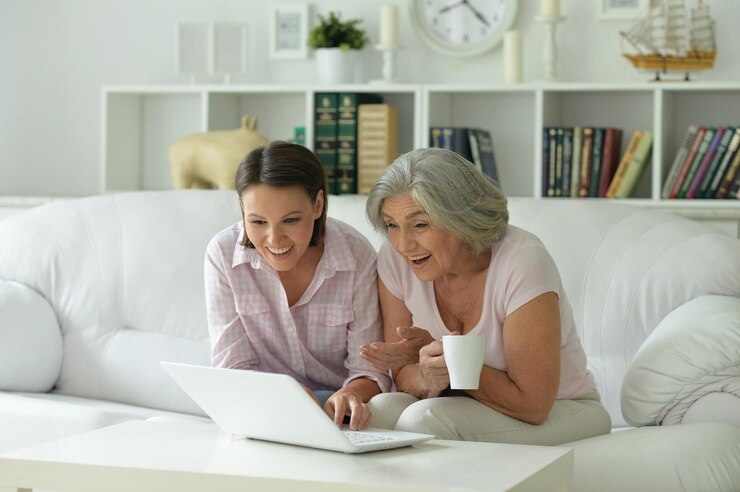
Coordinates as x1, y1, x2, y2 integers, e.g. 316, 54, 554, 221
360, 326, 434, 372
417, 339, 450, 397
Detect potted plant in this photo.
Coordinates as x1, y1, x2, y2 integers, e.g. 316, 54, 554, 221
308, 12, 369, 84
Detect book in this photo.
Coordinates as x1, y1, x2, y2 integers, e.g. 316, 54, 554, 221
357, 104, 398, 194
705, 128, 740, 198
613, 131, 653, 198
429, 127, 458, 152
678, 127, 715, 199
598, 128, 623, 197
337, 93, 382, 194
662, 125, 699, 198
589, 128, 605, 197
561, 127, 574, 197
541, 128, 550, 197
716, 149, 740, 199
548, 127, 558, 197
293, 126, 306, 146
570, 127, 583, 197
669, 126, 706, 199
471, 129, 499, 183
555, 127, 564, 196
606, 130, 643, 198
578, 128, 594, 197
314, 93, 339, 194
697, 127, 734, 198
729, 168, 740, 199
686, 127, 724, 199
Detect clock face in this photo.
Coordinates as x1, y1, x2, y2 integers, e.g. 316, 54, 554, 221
411, 0, 517, 57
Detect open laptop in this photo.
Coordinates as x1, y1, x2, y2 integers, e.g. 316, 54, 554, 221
161, 362, 433, 454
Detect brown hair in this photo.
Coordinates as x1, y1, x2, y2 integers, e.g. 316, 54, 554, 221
235, 141, 328, 248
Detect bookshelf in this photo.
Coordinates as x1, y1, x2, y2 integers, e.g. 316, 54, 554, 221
101, 82, 740, 221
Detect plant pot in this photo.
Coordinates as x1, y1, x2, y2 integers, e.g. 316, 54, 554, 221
315, 48, 358, 84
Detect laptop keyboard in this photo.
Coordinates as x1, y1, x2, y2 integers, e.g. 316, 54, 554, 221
342, 431, 395, 445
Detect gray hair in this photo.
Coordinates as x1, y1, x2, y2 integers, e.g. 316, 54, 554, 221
366, 148, 508, 254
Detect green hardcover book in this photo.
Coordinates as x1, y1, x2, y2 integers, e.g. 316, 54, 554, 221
336, 93, 382, 194
615, 131, 653, 198
314, 93, 339, 194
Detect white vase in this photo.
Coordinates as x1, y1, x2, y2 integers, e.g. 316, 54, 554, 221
315, 48, 358, 84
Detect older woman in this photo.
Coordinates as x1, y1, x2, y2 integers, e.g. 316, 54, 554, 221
360, 148, 611, 445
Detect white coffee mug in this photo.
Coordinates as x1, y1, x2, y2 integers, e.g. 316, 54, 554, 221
442, 335, 486, 390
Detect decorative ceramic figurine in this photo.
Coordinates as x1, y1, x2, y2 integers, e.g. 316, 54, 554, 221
169, 115, 270, 190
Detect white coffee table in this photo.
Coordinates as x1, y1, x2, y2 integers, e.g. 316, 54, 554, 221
0, 420, 573, 491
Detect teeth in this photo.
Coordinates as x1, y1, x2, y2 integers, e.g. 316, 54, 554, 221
409, 254, 430, 261
267, 245, 292, 255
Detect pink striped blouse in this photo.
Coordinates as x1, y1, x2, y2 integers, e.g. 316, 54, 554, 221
205, 217, 390, 393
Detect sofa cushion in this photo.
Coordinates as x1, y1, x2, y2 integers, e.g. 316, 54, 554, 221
0, 280, 61, 392
565, 423, 740, 492
507, 199, 740, 427
621, 295, 740, 427
0, 391, 211, 453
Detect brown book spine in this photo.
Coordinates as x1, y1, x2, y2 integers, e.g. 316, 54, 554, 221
598, 128, 623, 197
669, 127, 706, 199
578, 128, 594, 197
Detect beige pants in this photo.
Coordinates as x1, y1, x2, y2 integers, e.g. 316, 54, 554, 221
368, 391, 611, 445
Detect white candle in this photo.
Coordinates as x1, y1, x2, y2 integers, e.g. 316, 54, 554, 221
379, 5, 399, 47
503, 30, 523, 84
540, 0, 560, 17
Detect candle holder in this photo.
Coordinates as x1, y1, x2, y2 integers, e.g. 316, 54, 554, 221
536, 15, 565, 82
370, 44, 400, 84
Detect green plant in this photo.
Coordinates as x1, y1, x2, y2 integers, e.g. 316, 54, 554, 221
307, 11, 369, 51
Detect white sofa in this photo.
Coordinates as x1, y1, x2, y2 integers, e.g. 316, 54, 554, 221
1, 190, 739, 491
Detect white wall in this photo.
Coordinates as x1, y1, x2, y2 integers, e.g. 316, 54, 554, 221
1, 0, 738, 197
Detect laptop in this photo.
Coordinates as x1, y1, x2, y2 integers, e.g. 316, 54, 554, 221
161, 362, 434, 454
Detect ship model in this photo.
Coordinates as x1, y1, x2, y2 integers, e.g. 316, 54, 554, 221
620, 0, 716, 81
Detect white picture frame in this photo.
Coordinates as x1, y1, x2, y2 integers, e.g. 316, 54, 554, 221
270, 4, 310, 60
211, 23, 249, 76
176, 23, 210, 79
599, 0, 649, 20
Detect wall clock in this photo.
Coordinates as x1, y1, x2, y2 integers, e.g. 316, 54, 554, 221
410, 0, 518, 58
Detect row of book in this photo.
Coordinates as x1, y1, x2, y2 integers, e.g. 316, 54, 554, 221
662, 126, 740, 199
543, 127, 653, 199
314, 93, 397, 194
429, 127, 499, 183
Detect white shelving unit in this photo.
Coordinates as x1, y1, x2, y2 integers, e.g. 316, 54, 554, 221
100, 84, 421, 193
101, 82, 740, 232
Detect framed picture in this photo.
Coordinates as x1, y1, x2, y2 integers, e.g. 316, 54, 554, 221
211, 23, 249, 76
599, 0, 649, 20
177, 23, 210, 79
270, 4, 310, 59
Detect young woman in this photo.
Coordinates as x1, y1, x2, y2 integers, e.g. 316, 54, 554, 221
361, 148, 611, 444
205, 141, 389, 430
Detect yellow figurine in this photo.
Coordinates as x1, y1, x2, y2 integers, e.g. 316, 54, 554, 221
169, 115, 270, 190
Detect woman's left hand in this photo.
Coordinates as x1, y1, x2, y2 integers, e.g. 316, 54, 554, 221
324, 388, 372, 431
418, 339, 450, 397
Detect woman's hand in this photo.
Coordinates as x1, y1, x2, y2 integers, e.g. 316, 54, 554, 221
417, 337, 454, 398
324, 388, 372, 431
360, 326, 435, 372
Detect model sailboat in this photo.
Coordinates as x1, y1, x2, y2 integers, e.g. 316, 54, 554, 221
620, 0, 716, 80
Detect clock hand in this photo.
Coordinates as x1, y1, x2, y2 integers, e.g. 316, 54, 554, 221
438, 1, 465, 14
462, 0, 491, 28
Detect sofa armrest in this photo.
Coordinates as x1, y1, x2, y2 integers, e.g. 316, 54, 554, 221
0, 279, 62, 392
621, 295, 740, 427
